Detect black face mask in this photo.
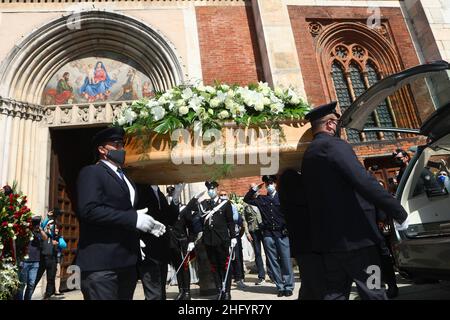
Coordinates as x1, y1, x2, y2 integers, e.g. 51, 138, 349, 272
106, 149, 126, 166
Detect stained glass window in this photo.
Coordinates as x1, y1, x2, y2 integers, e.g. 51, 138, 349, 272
329, 44, 397, 143
367, 62, 396, 140
331, 62, 361, 143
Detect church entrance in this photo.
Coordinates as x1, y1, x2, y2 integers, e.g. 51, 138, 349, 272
49, 126, 106, 290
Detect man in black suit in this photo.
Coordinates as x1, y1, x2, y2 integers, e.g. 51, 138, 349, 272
76, 127, 166, 300
199, 181, 237, 300
301, 102, 409, 300
135, 184, 179, 300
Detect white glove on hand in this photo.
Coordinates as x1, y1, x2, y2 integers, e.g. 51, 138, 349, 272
230, 238, 237, 248
148, 215, 166, 237
187, 242, 195, 252
394, 216, 410, 231
194, 190, 206, 199
136, 208, 152, 232
139, 240, 146, 260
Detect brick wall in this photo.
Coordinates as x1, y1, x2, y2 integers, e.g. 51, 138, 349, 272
195, 5, 264, 85
196, 5, 265, 195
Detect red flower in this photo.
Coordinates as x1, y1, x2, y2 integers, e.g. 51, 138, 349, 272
1, 221, 8, 227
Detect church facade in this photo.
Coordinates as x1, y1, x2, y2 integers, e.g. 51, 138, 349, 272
0, 0, 449, 283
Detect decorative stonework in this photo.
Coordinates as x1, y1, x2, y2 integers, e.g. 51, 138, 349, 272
42, 101, 131, 127
0, 97, 44, 121
308, 22, 323, 37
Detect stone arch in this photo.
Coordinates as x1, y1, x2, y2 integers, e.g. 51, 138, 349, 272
0, 9, 184, 104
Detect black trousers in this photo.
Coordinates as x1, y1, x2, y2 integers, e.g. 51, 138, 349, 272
168, 243, 191, 293
296, 253, 326, 300
231, 237, 245, 282
80, 266, 137, 300
205, 243, 232, 293
138, 257, 168, 300
379, 240, 397, 288
322, 246, 387, 300
35, 255, 57, 297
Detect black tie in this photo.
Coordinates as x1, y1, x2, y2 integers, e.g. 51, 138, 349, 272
117, 168, 125, 181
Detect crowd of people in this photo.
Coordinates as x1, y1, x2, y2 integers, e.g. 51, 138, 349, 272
16, 99, 445, 300
15, 208, 67, 300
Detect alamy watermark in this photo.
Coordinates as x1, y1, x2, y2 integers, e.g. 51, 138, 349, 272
169, 122, 280, 176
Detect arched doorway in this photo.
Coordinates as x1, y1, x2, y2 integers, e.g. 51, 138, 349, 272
0, 10, 183, 290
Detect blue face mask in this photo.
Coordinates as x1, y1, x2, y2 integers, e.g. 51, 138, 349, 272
208, 189, 217, 198
266, 184, 275, 194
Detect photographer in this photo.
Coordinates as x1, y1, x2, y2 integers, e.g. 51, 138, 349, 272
16, 216, 48, 300
35, 218, 67, 299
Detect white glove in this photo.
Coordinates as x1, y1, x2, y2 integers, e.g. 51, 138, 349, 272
136, 208, 166, 237
187, 242, 195, 252
136, 208, 151, 232
194, 190, 206, 199
148, 216, 166, 237
394, 216, 410, 231
230, 238, 237, 248
139, 240, 146, 260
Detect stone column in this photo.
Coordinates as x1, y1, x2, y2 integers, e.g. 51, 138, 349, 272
251, 0, 307, 99
403, 0, 450, 62
0, 98, 47, 214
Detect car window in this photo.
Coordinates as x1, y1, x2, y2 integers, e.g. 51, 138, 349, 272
411, 154, 450, 198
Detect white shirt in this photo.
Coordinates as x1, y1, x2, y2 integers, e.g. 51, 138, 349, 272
101, 160, 135, 207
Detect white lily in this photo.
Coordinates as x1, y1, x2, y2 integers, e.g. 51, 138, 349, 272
182, 87, 194, 100
123, 108, 138, 125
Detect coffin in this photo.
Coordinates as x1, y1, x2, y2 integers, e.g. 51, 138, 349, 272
124, 121, 313, 184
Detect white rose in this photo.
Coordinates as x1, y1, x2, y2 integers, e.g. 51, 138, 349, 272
0, 243, 4, 250
224, 98, 234, 110
221, 84, 230, 91
263, 97, 271, 105
176, 99, 185, 107
227, 89, 235, 98
12, 235, 17, 240
210, 97, 221, 108
218, 110, 230, 119
258, 81, 271, 95
8, 223, 13, 228
146, 100, 159, 109
151, 106, 166, 121
178, 106, 189, 115
254, 103, 264, 112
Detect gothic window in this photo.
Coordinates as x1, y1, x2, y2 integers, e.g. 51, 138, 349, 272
330, 44, 397, 143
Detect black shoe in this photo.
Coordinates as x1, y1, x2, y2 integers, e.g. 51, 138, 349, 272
183, 292, 191, 300
54, 292, 64, 296
284, 290, 293, 297
277, 291, 284, 297
386, 286, 399, 299
223, 292, 231, 300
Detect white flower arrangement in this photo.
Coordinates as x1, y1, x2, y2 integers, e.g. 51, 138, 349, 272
0, 258, 20, 300
114, 81, 310, 135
